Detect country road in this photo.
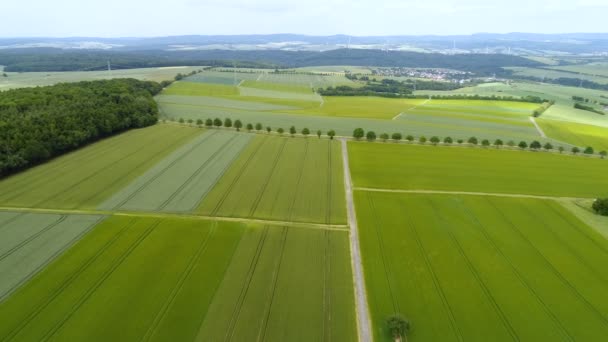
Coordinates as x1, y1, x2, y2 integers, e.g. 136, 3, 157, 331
341, 139, 372, 342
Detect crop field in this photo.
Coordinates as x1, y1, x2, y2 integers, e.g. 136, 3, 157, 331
356, 192, 608, 341
0, 67, 202, 90
0, 125, 202, 209
0, 216, 356, 341
0, 211, 104, 300
549, 62, 608, 77
287, 97, 426, 119
162, 81, 239, 96
198, 135, 346, 224
348, 142, 608, 198
185, 70, 356, 88
100, 130, 252, 213
505, 67, 608, 84
538, 119, 608, 151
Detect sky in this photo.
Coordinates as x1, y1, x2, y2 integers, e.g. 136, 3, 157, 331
1, 0, 607, 37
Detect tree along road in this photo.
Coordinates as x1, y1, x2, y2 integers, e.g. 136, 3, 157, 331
341, 138, 373, 342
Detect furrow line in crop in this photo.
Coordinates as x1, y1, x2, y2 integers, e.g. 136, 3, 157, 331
489, 199, 608, 328
458, 198, 574, 341
325, 140, 332, 225
248, 139, 287, 218
40, 219, 161, 341
0, 212, 27, 233
428, 198, 519, 341
256, 227, 288, 342
109, 131, 218, 210
2, 217, 135, 339
407, 209, 464, 342
322, 229, 332, 342
286, 140, 309, 221
210, 137, 268, 216
0, 215, 67, 263
141, 224, 217, 342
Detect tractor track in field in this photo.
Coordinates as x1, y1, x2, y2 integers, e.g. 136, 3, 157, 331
0, 215, 67, 263
340, 139, 372, 342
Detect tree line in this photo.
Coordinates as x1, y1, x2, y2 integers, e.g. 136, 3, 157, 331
0, 79, 162, 177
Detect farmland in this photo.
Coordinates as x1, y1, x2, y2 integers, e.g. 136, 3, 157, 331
348, 141, 608, 198
0, 216, 356, 341
100, 130, 252, 213
537, 119, 608, 151
0, 125, 202, 209
0, 212, 104, 300
198, 135, 346, 224
356, 192, 608, 341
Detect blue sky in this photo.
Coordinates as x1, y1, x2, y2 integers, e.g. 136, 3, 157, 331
2, 0, 606, 37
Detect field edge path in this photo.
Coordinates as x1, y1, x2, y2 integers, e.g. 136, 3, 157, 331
530, 117, 547, 138
341, 139, 373, 342
354, 187, 590, 201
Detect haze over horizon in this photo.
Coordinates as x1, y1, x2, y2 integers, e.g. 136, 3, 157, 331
2, 0, 606, 38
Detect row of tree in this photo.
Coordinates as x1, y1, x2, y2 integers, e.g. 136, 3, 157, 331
0, 79, 163, 177
351, 128, 607, 157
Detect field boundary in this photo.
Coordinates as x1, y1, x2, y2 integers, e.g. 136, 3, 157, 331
0, 207, 348, 232
340, 139, 372, 342
530, 117, 547, 138
354, 188, 591, 201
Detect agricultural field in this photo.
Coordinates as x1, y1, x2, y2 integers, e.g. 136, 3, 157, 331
0, 67, 202, 90
0, 212, 104, 300
198, 135, 346, 224
537, 119, 608, 151
549, 62, 608, 77
0, 216, 356, 341
100, 130, 252, 213
357, 192, 608, 341
505, 66, 608, 84
348, 142, 608, 198
0, 125, 202, 209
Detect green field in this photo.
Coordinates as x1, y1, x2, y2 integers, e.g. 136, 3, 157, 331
349, 142, 608, 198
549, 62, 608, 78
505, 67, 608, 85
357, 192, 608, 341
162, 81, 239, 96
198, 135, 346, 224
0, 125, 201, 209
0, 212, 104, 300
0, 216, 356, 341
100, 130, 252, 213
0, 67, 202, 90
537, 119, 608, 151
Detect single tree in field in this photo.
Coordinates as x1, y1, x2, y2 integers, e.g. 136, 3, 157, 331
530, 141, 542, 150
277, 127, 285, 135
386, 315, 411, 342
380, 133, 389, 142
317, 130, 322, 138
213, 118, 222, 127
584, 146, 594, 155
419, 136, 427, 144
600, 150, 607, 159
543, 142, 553, 151
558, 146, 565, 154
444, 137, 453, 144
392, 133, 402, 142
328, 130, 336, 139
405, 135, 415, 142
507, 140, 516, 147
457, 139, 464, 144
430, 136, 440, 145
481, 139, 490, 147
302, 128, 310, 137
366, 131, 377, 141
518, 141, 528, 149
179, 118, 185, 124
468, 137, 478, 145
224, 118, 233, 128
234, 120, 243, 131
494, 139, 503, 148
572, 146, 580, 155
593, 198, 608, 216
266, 126, 272, 134
289, 126, 296, 136
353, 128, 365, 140
196, 119, 203, 127
255, 123, 262, 131
187, 119, 194, 125
205, 118, 213, 127
246, 123, 253, 132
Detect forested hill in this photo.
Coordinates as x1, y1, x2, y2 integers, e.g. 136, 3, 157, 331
0, 48, 540, 75
0, 79, 162, 177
